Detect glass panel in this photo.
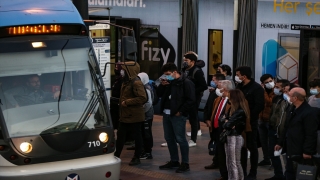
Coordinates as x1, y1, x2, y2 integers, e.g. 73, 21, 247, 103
0, 37, 110, 137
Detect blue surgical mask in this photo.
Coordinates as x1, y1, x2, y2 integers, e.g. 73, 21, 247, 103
210, 81, 217, 88
166, 75, 175, 81
310, 89, 319, 95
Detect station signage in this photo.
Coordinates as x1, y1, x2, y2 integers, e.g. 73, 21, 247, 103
260, 23, 290, 29
291, 24, 310, 30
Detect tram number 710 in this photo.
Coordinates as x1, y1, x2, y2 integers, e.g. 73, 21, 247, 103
88, 141, 101, 148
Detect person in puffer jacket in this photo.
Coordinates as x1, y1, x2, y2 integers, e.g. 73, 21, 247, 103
138, 72, 154, 160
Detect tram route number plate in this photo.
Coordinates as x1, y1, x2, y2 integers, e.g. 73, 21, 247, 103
88, 140, 101, 148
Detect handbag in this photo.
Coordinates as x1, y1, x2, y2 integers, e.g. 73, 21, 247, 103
219, 130, 230, 143
296, 163, 317, 180
208, 140, 216, 156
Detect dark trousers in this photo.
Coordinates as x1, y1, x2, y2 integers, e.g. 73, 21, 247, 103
241, 123, 259, 176
110, 102, 119, 130
188, 94, 202, 142
268, 127, 284, 178
115, 122, 143, 158
211, 128, 228, 179
258, 120, 270, 162
141, 119, 153, 153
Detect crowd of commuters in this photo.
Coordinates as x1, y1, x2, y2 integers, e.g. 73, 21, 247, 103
111, 51, 320, 180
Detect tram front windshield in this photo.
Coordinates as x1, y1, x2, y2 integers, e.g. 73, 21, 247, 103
0, 36, 109, 138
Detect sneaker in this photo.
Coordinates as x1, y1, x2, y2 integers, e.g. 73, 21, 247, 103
161, 142, 178, 147
258, 160, 271, 166
140, 152, 153, 159
176, 162, 190, 173
129, 157, 140, 166
161, 142, 167, 147
159, 161, 180, 169
186, 130, 202, 137
188, 140, 196, 147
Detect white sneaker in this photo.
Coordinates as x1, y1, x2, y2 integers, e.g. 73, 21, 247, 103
188, 140, 197, 147
161, 142, 167, 147
197, 130, 202, 136
161, 142, 178, 147
186, 130, 202, 137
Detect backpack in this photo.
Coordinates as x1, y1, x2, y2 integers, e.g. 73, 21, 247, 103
131, 77, 148, 104
148, 80, 159, 105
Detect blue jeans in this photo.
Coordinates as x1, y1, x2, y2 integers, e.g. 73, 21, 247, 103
268, 127, 284, 178
163, 114, 189, 163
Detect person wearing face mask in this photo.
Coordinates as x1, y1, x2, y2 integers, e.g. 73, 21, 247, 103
157, 63, 195, 173
235, 66, 265, 180
181, 51, 208, 147
275, 87, 319, 180
114, 62, 147, 166
308, 79, 320, 156
257, 74, 275, 167
265, 79, 290, 180
217, 64, 235, 89
203, 74, 225, 170
109, 63, 123, 130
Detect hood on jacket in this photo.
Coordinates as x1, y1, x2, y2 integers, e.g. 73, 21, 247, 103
121, 61, 140, 80
196, 60, 205, 68
138, 72, 149, 85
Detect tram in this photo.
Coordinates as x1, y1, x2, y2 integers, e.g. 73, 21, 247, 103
0, 0, 120, 179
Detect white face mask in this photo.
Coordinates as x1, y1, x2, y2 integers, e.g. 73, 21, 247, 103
120, 69, 125, 77
215, 88, 223, 97
283, 93, 292, 104
265, 81, 275, 89
273, 88, 282, 95
235, 76, 242, 83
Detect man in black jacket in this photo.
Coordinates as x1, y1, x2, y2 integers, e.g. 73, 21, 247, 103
182, 51, 208, 147
235, 66, 265, 180
203, 73, 225, 169
157, 63, 196, 173
275, 87, 318, 180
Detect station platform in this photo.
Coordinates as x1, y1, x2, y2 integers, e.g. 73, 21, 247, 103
118, 115, 276, 180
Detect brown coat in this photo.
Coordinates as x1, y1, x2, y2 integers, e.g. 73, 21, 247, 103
119, 62, 147, 123
259, 90, 275, 122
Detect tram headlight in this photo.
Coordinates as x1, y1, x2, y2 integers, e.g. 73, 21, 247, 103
20, 142, 32, 153
32, 42, 46, 48
99, 132, 108, 143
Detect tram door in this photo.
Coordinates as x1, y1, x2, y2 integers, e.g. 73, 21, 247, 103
299, 29, 320, 90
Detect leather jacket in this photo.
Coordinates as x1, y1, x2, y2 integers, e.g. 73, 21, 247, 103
223, 108, 246, 136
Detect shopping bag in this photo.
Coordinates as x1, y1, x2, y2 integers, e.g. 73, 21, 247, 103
296, 164, 317, 180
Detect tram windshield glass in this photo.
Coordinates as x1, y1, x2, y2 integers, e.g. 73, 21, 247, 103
0, 36, 110, 138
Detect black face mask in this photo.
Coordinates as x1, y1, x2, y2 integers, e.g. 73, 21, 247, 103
216, 69, 221, 74
183, 62, 189, 68
114, 69, 121, 76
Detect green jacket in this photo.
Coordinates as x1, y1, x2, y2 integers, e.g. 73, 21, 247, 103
119, 62, 147, 123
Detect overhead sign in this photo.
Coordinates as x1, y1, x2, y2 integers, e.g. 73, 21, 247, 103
291, 24, 310, 30
89, 24, 109, 30
260, 23, 290, 29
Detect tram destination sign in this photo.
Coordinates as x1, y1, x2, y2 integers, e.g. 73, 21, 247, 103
291, 24, 310, 30
260, 23, 290, 29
